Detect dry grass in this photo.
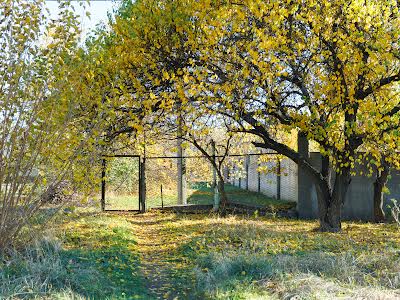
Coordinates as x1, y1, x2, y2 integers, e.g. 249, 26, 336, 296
2, 210, 400, 299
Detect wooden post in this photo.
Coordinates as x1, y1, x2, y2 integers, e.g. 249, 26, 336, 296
101, 158, 106, 211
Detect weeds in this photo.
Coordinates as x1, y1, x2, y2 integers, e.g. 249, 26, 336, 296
2, 212, 400, 299
194, 250, 400, 299
0, 237, 87, 299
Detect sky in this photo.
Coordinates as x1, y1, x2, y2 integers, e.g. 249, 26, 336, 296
45, 0, 119, 39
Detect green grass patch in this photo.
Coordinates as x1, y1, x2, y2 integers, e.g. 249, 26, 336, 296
188, 182, 296, 210
105, 194, 139, 210
0, 213, 153, 299
104, 182, 295, 211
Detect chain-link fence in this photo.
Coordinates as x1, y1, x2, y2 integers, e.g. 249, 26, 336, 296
103, 156, 140, 211
227, 153, 298, 203
145, 156, 215, 208
101, 152, 298, 211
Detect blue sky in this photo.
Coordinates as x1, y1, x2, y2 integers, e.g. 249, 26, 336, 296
45, 0, 119, 39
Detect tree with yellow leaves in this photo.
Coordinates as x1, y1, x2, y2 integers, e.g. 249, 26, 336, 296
190, 0, 400, 231
86, 0, 400, 232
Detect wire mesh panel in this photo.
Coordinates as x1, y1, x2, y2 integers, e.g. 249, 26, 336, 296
146, 156, 215, 208
186, 156, 214, 205
104, 156, 140, 211
146, 158, 178, 209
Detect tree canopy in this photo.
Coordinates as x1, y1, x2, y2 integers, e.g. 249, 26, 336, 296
79, 0, 400, 231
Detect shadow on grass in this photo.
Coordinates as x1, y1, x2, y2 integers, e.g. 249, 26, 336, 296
126, 214, 179, 226
187, 182, 296, 209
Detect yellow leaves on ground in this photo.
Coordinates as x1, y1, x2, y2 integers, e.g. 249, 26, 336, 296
57, 210, 400, 298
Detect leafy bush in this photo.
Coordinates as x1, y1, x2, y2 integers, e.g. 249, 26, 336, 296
0, 0, 103, 249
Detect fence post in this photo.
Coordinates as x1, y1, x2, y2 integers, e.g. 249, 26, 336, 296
211, 140, 220, 211
177, 107, 187, 205
161, 184, 164, 208
246, 155, 250, 190
101, 158, 106, 211
297, 132, 313, 218
276, 158, 281, 200
139, 157, 146, 212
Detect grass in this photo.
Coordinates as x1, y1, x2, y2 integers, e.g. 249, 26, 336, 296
1, 213, 151, 299
105, 194, 140, 210
2, 209, 400, 299
105, 193, 180, 210
105, 182, 295, 211
187, 182, 295, 209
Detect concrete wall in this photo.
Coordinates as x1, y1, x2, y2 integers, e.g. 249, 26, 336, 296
300, 153, 400, 221
247, 155, 259, 192
280, 159, 298, 203
260, 160, 278, 198
228, 151, 400, 221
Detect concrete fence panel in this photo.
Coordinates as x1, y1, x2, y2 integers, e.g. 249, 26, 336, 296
280, 159, 298, 202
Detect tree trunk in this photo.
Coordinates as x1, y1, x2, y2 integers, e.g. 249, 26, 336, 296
218, 178, 228, 209
315, 170, 351, 232
373, 163, 390, 223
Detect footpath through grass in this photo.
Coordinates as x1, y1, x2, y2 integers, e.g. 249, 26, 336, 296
2, 210, 400, 299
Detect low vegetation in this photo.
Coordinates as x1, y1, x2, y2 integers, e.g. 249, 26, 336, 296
2, 209, 400, 299
105, 182, 296, 212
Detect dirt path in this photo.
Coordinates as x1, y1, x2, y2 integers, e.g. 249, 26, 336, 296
125, 212, 195, 300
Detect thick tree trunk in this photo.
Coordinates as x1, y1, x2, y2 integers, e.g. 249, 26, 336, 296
218, 179, 228, 207
373, 163, 390, 223
252, 132, 354, 232
315, 170, 351, 232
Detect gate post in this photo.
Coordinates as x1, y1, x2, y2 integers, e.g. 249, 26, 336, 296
139, 157, 146, 212
101, 158, 106, 211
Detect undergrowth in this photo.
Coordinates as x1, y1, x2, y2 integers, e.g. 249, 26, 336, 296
2, 211, 400, 299
194, 250, 400, 299
0, 212, 151, 300
165, 215, 400, 299
0, 237, 88, 299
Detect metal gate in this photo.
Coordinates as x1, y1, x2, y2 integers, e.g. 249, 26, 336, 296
145, 155, 215, 209
101, 155, 141, 212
